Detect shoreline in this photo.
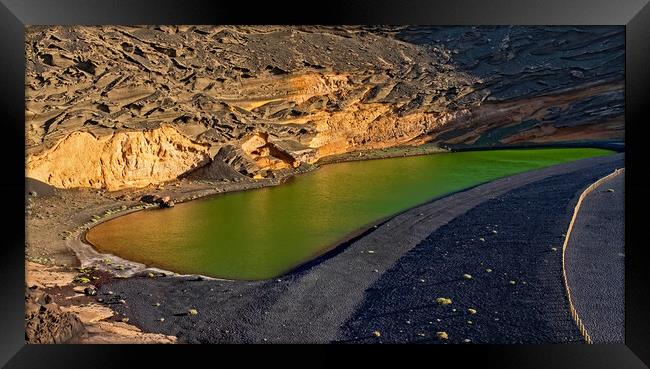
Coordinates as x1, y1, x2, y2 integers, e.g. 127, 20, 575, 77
76, 145, 612, 282
25, 146, 622, 343
93, 153, 623, 343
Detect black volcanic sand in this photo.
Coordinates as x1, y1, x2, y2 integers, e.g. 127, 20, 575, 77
339, 163, 620, 344
97, 154, 623, 343
564, 172, 624, 343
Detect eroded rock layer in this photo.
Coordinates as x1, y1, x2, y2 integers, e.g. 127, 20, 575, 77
25, 26, 624, 190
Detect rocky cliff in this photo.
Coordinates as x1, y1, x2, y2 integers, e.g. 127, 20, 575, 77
25, 26, 624, 190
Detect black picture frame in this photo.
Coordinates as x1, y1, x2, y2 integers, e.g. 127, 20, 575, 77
1, 0, 648, 368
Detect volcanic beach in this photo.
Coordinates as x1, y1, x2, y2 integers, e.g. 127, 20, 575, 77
25, 151, 624, 343
23, 25, 625, 344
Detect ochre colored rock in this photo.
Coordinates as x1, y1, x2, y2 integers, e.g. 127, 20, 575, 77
26, 126, 211, 191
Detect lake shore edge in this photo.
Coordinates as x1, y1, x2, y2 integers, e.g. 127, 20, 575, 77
24, 146, 620, 343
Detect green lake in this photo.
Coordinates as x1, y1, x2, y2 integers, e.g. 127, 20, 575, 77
85, 148, 612, 280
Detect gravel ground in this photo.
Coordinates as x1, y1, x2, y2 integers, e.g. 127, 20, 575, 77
96, 154, 624, 343
565, 172, 624, 343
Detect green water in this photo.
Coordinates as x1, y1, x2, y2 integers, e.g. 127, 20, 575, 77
86, 148, 612, 280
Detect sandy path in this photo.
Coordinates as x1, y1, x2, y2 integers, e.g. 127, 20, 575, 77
564, 171, 624, 343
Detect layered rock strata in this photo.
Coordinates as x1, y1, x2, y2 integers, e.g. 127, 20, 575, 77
25, 26, 624, 190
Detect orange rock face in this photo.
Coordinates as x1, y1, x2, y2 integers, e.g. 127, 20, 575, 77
26, 126, 211, 190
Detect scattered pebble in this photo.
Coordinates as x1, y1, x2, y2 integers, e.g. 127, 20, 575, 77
551, 247, 558, 251
436, 331, 449, 340
372, 330, 381, 337
121, 317, 129, 323
367, 250, 375, 254
153, 302, 161, 307
463, 338, 471, 343
373, 269, 379, 273
463, 273, 472, 280
419, 279, 426, 283
158, 318, 165, 322
436, 297, 452, 305
468, 308, 477, 315
606, 188, 615, 193
486, 268, 493, 273
188, 308, 198, 316
479, 237, 485, 242
118, 299, 126, 304
509, 280, 516, 285
147, 272, 155, 278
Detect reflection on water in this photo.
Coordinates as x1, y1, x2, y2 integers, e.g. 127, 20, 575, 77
86, 148, 612, 280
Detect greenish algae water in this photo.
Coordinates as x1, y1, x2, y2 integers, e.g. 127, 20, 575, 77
86, 148, 612, 280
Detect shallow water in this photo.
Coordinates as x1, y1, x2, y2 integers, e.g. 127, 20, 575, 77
86, 148, 612, 280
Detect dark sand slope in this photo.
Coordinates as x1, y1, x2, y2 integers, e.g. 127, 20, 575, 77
565, 172, 624, 343
340, 158, 622, 343
99, 154, 623, 343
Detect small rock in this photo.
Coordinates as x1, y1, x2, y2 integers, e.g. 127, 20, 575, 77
153, 302, 161, 307
463, 274, 472, 280
551, 247, 558, 251
486, 268, 493, 273
463, 338, 471, 343
158, 318, 165, 322
84, 287, 97, 296
367, 250, 375, 254
118, 299, 126, 304
468, 308, 477, 315
436, 297, 452, 305
73, 286, 86, 294
491, 230, 498, 234
479, 237, 485, 242
509, 280, 516, 285
188, 308, 198, 316
373, 269, 379, 273
121, 317, 130, 323
606, 188, 615, 193
147, 272, 155, 278
436, 331, 449, 340
372, 330, 381, 337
